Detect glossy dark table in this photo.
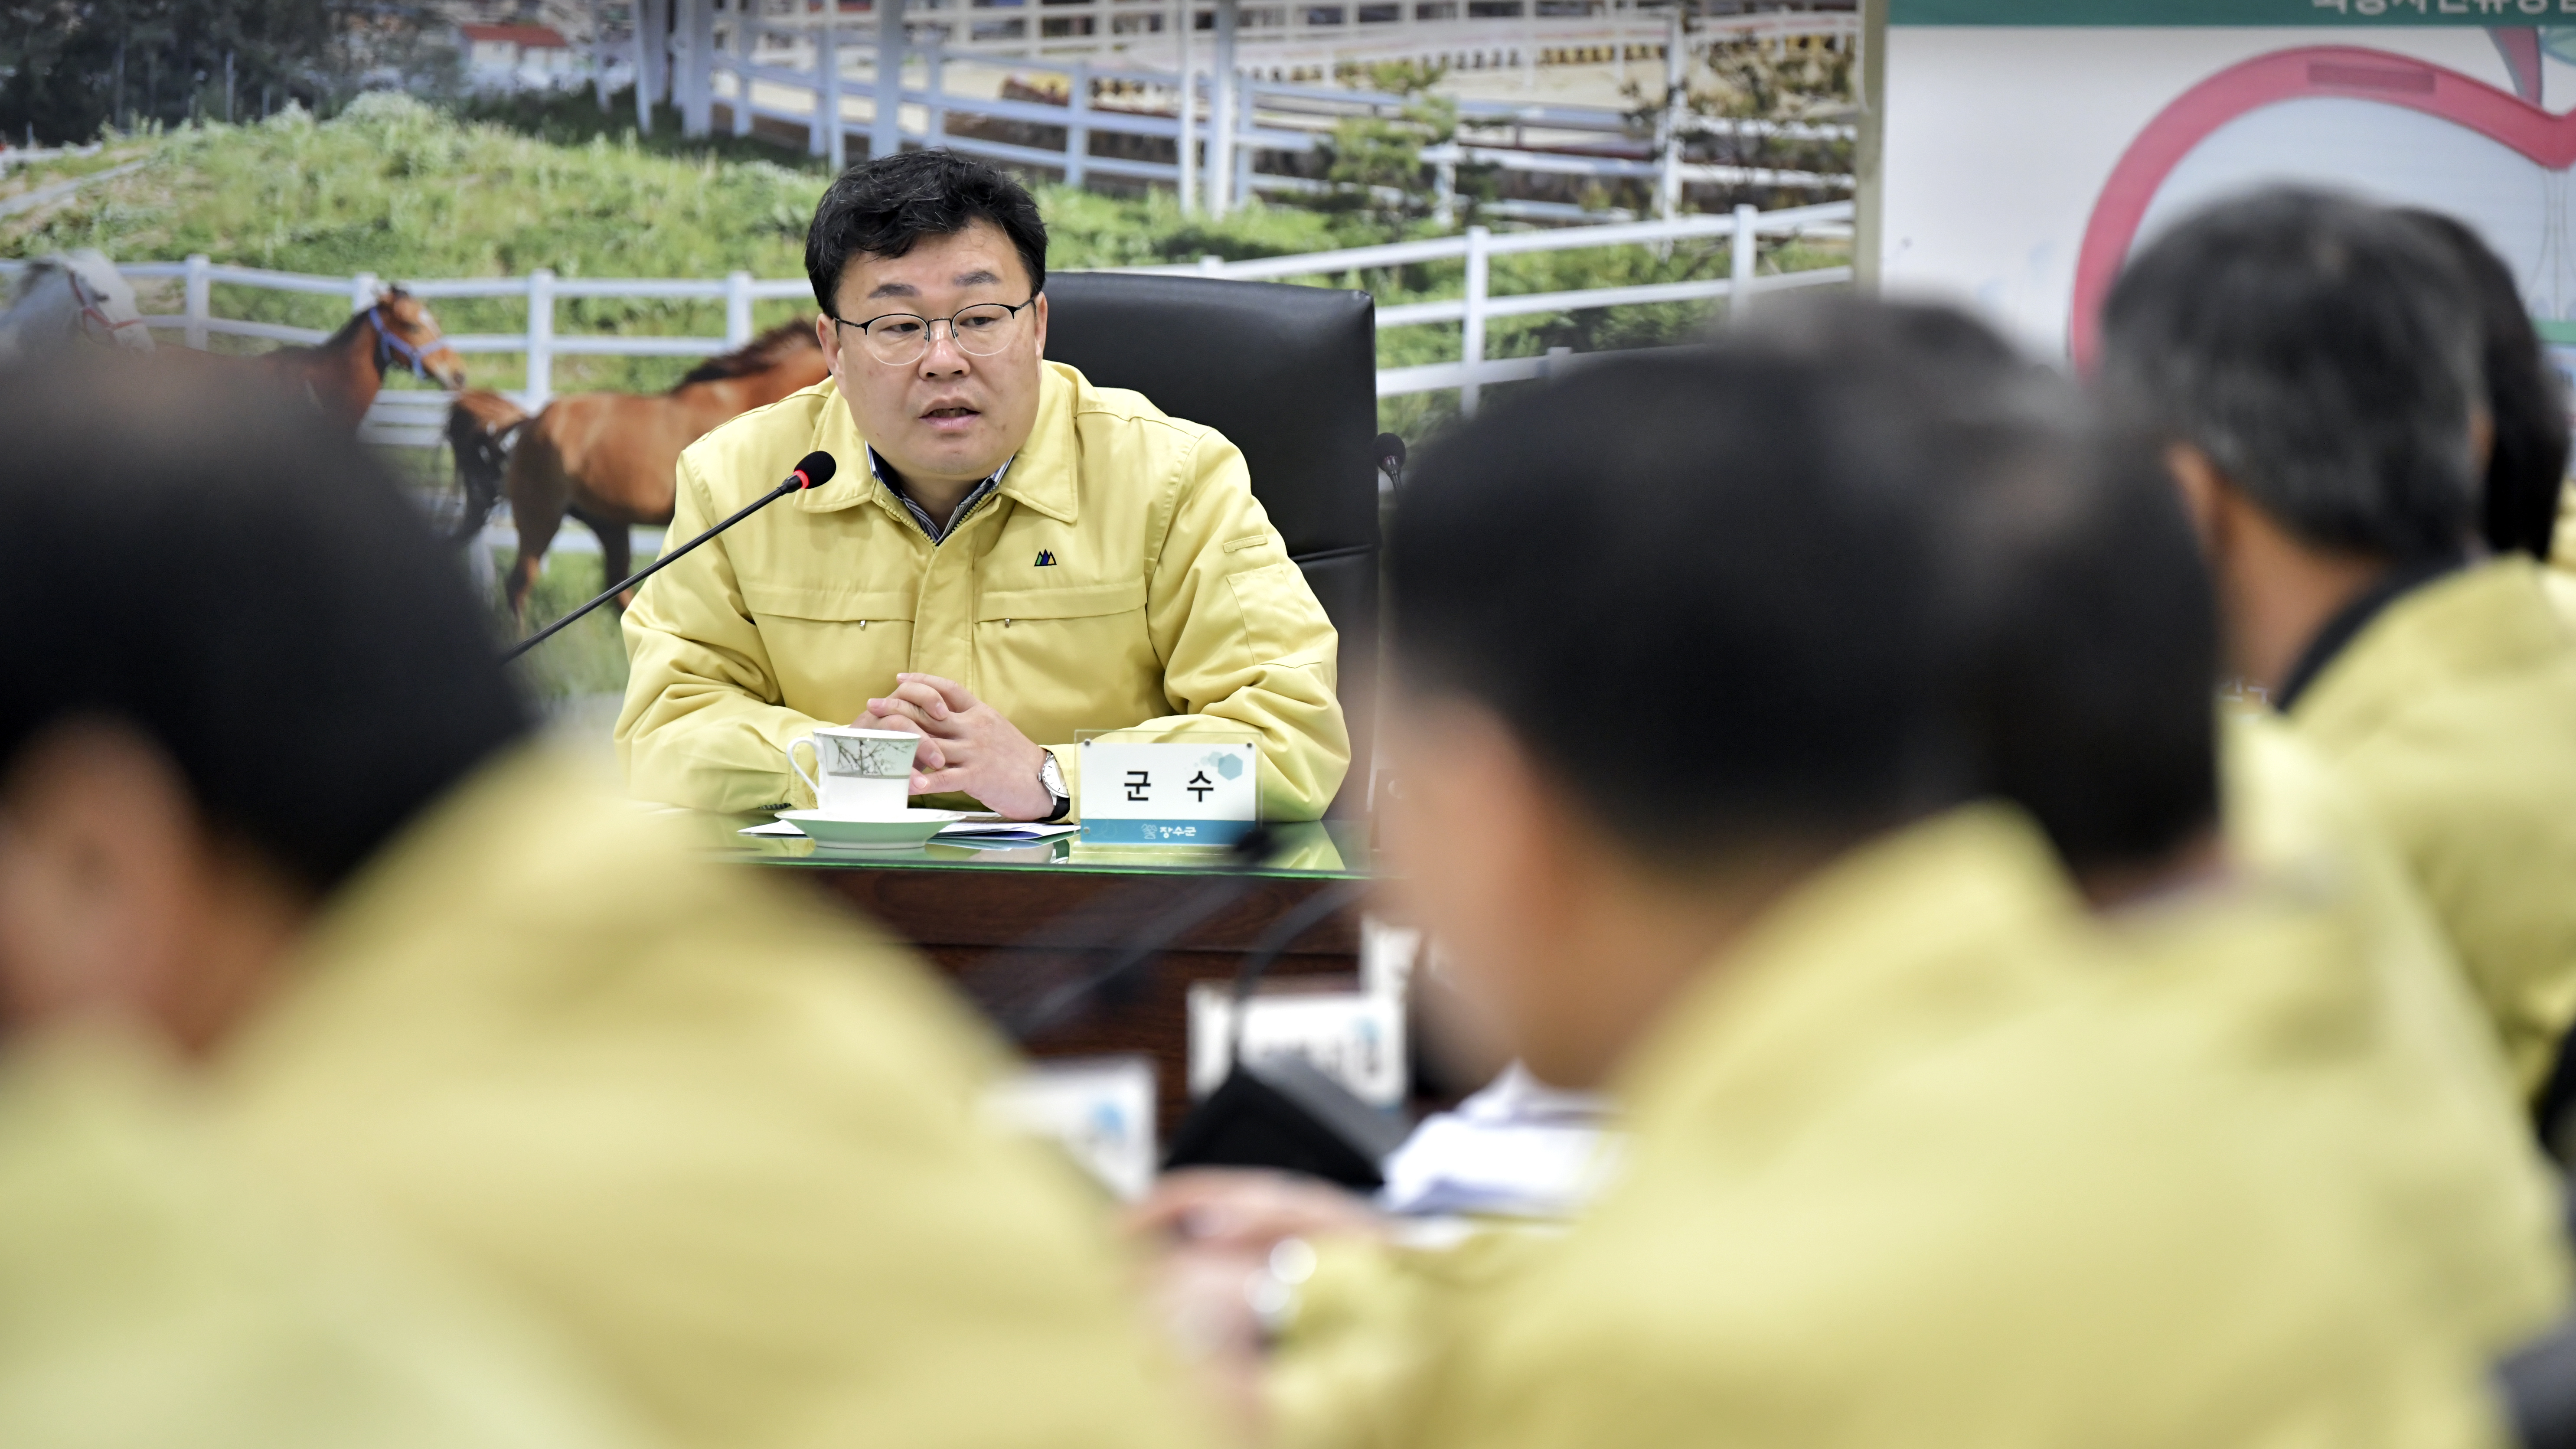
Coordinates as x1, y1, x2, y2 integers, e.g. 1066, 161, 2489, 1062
712, 819, 1375, 1130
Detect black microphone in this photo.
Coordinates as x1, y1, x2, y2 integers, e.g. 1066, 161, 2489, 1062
964, 837, 1398, 1191
504, 450, 836, 662
1161, 876, 1403, 1190
1375, 431, 1407, 491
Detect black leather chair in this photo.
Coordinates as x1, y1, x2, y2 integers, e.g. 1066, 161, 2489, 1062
1041, 272, 1381, 817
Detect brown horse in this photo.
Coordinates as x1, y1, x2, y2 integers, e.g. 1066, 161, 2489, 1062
448, 320, 828, 622
165, 287, 465, 431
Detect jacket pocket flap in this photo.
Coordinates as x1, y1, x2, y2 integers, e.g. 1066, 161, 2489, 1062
977, 578, 1149, 622
741, 581, 918, 623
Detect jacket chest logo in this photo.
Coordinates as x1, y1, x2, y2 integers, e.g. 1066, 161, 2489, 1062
1034, 549, 1058, 567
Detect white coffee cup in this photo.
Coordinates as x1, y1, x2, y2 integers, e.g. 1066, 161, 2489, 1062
787, 727, 919, 819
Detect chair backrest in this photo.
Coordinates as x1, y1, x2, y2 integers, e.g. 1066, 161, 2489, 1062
1042, 272, 1381, 817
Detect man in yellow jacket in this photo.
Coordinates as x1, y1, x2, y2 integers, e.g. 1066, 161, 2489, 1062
2100, 188, 2576, 1101
1898, 312, 2570, 1363
619, 151, 1349, 821
0, 362, 1214, 1449
1152, 337, 2509, 1448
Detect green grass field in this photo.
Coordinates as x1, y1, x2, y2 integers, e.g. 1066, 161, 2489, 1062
495, 542, 637, 704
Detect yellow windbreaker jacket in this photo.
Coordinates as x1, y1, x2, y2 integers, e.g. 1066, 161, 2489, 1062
1267, 809, 2505, 1449
209, 747, 1215, 1449
2121, 711, 2572, 1358
2289, 557, 2576, 1098
617, 365, 1350, 819
0, 1027, 645, 1449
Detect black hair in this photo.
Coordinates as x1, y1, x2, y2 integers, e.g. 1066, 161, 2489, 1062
1939, 418, 2221, 876
2395, 208, 2570, 562
0, 357, 529, 892
2100, 187, 2484, 562
1390, 341, 1948, 849
1746, 295, 2220, 876
804, 150, 1050, 316
1729, 291, 2023, 375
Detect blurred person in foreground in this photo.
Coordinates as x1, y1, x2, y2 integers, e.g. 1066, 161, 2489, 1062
1890, 297, 2569, 1365
1143, 336, 2503, 1448
618, 150, 1348, 822
0, 360, 1214, 1449
1141, 300, 2569, 1389
2099, 188, 2576, 1103
0, 364, 646, 1449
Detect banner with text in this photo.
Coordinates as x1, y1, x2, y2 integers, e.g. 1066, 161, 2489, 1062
1880, 2, 2576, 360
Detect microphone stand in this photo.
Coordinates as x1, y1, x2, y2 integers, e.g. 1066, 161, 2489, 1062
503, 468, 818, 662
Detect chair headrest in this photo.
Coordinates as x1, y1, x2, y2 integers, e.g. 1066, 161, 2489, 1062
1041, 273, 1379, 559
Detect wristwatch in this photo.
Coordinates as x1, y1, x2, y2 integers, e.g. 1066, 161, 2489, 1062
1037, 749, 1071, 822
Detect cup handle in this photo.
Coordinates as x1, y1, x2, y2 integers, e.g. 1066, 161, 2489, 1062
787, 736, 823, 802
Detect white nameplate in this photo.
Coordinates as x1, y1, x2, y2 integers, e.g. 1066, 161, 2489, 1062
1079, 740, 1258, 845
1187, 986, 1407, 1108
984, 1056, 1157, 1201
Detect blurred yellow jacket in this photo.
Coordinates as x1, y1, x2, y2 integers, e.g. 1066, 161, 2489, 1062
617, 366, 1350, 820
1270, 809, 2504, 1449
209, 746, 1214, 1449
2092, 711, 2572, 1359
2289, 557, 2576, 1098
0, 1025, 646, 1449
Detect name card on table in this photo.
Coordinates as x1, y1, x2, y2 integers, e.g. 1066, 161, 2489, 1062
1079, 739, 1258, 845
984, 1056, 1156, 1201
1187, 986, 1407, 1107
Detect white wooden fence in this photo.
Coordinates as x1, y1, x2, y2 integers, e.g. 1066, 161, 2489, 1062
0, 142, 106, 173
708, 0, 1856, 70
636, 0, 1853, 216
1132, 197, 1851, 411
0, 196, 1850, 440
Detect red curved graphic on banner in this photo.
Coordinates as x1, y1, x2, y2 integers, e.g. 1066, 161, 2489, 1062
2070, 46, 2576, 367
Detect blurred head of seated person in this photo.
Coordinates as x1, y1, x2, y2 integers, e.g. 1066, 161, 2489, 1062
2398, 208, 2576, 648
0, 360, 1218, 1449
1727, 294, 2226, 907
2100, 187, 2576, 1103
1225, 333, 2514, 1449
2394, 208, 2572, 568
1845, 301, 2570, 1360
616, 149, 1348, 823
0, 358, 652, 1449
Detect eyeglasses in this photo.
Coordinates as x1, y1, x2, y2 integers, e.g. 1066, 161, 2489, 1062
829, 297, 1038, 366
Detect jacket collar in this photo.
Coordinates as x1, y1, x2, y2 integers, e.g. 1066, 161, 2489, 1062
792, 364, 1084, 526
2290, 556, 2568, 750
2271, 552, 2462, 713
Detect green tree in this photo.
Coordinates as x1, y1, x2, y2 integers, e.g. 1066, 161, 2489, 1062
1315, 59, 1460, 238
0, 0, 444, 145
1617, 30, 1855, 210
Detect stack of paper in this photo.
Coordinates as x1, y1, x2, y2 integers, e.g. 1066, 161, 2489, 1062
735, 818, 1080, 843
1376, 1063, 1622, 1221
937, 821, 1081, 843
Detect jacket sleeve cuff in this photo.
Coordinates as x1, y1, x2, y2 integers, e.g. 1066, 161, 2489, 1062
1048, 744, 1083, 822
